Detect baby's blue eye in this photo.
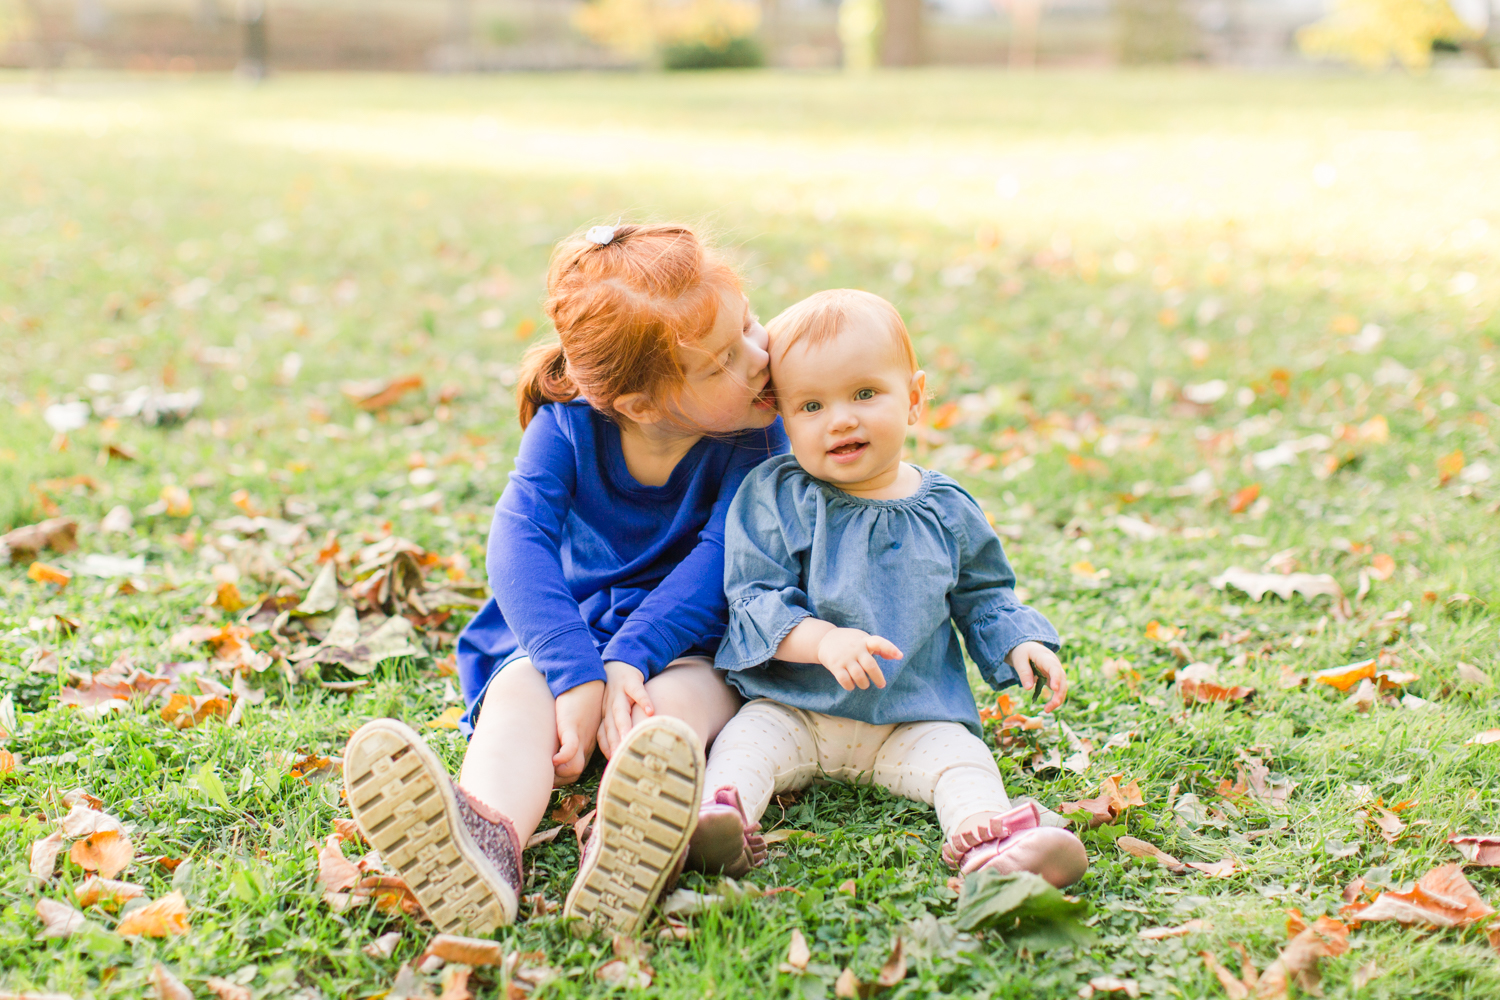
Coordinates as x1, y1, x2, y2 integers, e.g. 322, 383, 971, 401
855, 388, 876, 401
801, 401, 823, 413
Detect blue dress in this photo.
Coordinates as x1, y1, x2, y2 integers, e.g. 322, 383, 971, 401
456, 401, 787, 735
715, 454, 1060, 738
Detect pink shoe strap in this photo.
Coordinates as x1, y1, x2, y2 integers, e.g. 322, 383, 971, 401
942, 802, 1041, 869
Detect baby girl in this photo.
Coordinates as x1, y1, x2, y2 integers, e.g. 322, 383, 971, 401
684, 288, 1088, 887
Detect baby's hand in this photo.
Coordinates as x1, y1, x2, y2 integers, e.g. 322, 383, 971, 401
1009, 641, 1067, 713
817, 627, 901, 692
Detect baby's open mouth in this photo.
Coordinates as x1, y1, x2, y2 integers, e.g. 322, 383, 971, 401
829, 441, 867, 457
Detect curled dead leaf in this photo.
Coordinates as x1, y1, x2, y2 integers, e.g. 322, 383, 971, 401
205, 976, 254, 1000
1210, 567, 1349, 619
1117, 836, 1187, 873
550, 793, 590, 825
1341, 864, 1494, 928
27, 561, 72, 590
781, 928, 811, 972
1, 516, 79, 562
160, 691, 230, 729
425, 934, 503, 967
70, 829, 134, 879
1087, 976, 1140, 998
75, 875, 146, 908
595, 959, 652, 989
363, 930, 402, 960
1200, 950, 1250, 1000
34, 898, 86, 939
30, 829, 64, 879
1448, 834, 1500, 866
1185, 857, 1241, 879
1138, 918, 1208, 939
116, 890, 190, 936
1313, 658, 1375, 693
1465, 729, 1500, 745
875, 937, 906, 988
151, 962, 193, 1000
60, 803, 123, 839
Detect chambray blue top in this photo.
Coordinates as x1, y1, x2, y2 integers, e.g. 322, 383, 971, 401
456, 401, 787, 734
716, 454, 1060, 738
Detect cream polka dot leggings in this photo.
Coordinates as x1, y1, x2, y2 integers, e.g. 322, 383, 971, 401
703, 698, 1011, 838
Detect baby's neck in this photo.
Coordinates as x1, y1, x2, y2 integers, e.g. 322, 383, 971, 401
835, 462, 923, 500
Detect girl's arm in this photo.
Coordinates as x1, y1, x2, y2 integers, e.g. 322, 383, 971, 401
486, 406, 606, 697
947, 491, 1064, 705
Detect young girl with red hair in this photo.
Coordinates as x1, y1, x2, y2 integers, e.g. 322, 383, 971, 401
342, 223, 784, 937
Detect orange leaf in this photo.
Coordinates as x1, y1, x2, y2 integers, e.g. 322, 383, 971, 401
160, 485, 193, 517
1367, 554, 1396, 581
1341, 864, 1494, 928
1185, 857, 1241, 878
1117, 836, 1187, 873
151, 961, 193, 1000
1180, 677, 1256, 706
1312, 659, 1375, 693
214, 581, 247, 613
76, 875, 146, 908
1449, 835, 1500, 866
1438, 449, 1465, 485
1228, 484, 1261, 514
70, 829, 134, 879
424, 933, 504, 966
1144, 620, 1182, 642
27, 561, 71, 589
1199, 951, 1250, 1000
318, 834, 360, 894
117, 891, 191, 936
345, 374, 424, 412
333, 817, 366, 845
551, 793, 591, 825
205, 977, 253, 1000
160, 692, 229, 729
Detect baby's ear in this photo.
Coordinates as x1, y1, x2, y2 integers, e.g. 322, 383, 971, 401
907, 370, 927, 424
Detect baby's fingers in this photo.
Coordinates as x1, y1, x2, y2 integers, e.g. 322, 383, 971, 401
553, 726, 580, 769
866, 635, 903, 661
826, 662, 857, 691
856, 652, 887, 689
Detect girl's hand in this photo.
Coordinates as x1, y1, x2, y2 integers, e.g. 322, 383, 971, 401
553, 679, 604, 783
598, 660, 655, 760
817, 627, 901, 692
1009, 641, 1067, 713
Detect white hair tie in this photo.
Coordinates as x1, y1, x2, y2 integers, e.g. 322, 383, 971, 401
585, 225, 617, 246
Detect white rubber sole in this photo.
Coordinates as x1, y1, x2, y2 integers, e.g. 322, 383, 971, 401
344, 718, 518, 933
563, 717, 704, 936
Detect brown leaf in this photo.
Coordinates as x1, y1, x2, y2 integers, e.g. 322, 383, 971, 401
1342, 863, 1494, 928
1062, 775, 1145, 828
1185, 857, 1241, 879
1228, 484, 1261, 514
160, 691, 230, 729
151, 962, 193, 1000
117, 891, 191, 936
334, 817, 366, 845
525, 825, 565, 849
63, 788, 104, 810
70, 829, 134, 879
363, 931, 402, 960
344, 374, 424, 411
356, 874, 423, 915
1138, 919, 1208, 939
781, 928, 811, 972
1210, 568, 1348, 618
1351, 961, 1381, 989
205, 977, 253, 1000
1448, 834, 1500, 866
1, 517, 79, 562
425, 934, 504, 967
1116, 836, 1187, 873
1088, 976, 1141, 998
75, 875, 146, 908
595, 959, 652, 989
834, 967, 863, 999
60, 803, 123, 839
1252, 918, 1348, 1000
1456, 662, 1490, 687
1341, 877, 1367, 904
1466, 729, 1500, 745
550, 793, 590, 825
875, 937, 906, 988
1200, 950, 1250, 1000
439, 965, 472, 1000
27, 561, 72, 590
30, 829, 64, 879
34, 898, 86, 939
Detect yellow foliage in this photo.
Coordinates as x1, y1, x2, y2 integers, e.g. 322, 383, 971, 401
574, 0, 760, 60
1297, 0, 1477, 71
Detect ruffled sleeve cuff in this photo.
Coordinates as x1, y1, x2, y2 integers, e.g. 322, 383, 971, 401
714, 591, 811, 672
962, 601, 1061, 690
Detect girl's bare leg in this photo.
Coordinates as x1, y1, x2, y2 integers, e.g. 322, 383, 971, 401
459, 660, 561, 843
635, 661, 742, 750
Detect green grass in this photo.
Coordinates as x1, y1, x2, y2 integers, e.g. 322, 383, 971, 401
3, 67, 1500, 999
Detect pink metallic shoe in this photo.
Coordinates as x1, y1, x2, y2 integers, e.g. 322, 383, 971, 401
943, 802, 1088, 889
685, 786, 767, 878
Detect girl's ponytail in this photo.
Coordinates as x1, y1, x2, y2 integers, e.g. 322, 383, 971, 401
515, 340, 577, 429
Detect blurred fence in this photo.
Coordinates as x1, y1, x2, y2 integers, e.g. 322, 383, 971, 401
0, 0, 1492, 70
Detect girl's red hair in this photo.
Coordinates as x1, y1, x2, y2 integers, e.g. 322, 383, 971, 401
516, 223, 740, 429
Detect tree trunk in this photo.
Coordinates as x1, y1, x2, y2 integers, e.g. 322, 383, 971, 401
881, 0, 923, 66
237, 0, 268, 79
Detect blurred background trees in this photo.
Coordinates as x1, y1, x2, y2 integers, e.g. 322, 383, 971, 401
0, 0, 1492, 72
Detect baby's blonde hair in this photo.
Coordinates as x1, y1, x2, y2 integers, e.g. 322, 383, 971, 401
765, 289, 919, 373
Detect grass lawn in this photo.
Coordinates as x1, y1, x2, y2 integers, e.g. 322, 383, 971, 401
3, 67, 1500, 999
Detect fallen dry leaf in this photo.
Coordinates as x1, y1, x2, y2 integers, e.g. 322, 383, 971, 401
1448, 834, 1500, 866
160, 691, 230, 729
425, 933, 504, 967
70, 829, 134, 879
63, 788, 104, 810
525, 826, 565, 849
427, 705, 465, 730
1344, 678, 1377, 712
1200, 952, 1249, 1000
876, 937, 906, 988
75, 875, 146, 908
117, 890, 191, 936
344, 373, 424, 411
834, 967, 862, 999
1438, 449, 1465, 484
1228, 483, 1261, 515
34, 898, 86, 939
60, 803, 123, 839
319, 834, 361, 896
30, 829, 64, 879
1, 517, 79, 562
1117, 836, 1188, 873
1313, 658, 1375, 693
550, 793, 590, 825
1062, 776, 1146, 828
151, 962, 193, 1000
438, 965, 472, 1000
205, 977, 253, 1000
27, 561, 72, 590
1342, 864, 1494, 928
1138, 919, 1208, 939
595, 959, 652, 989
1466, 729, 1500, 745
1185, 857, 1241, 879
780, 928, 811, 973
357, 874, 423, 916
1456, 662, 1490, 687
334, 817, 366, 845
1088, 975, 1140, 998
1210, 567, 1349, 618
363, 930, 402, 960
1351, 961, 1381, 989
1254, 916, 1349, 1000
